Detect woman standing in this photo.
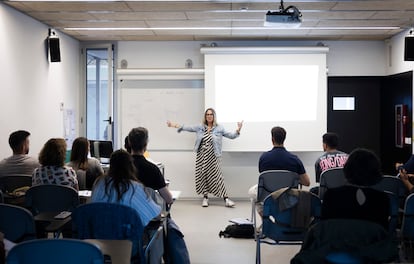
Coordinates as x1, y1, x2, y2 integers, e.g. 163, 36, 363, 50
167, 107, 243, 207
67, 137, 104, 189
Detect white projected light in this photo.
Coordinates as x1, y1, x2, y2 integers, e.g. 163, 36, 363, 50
203, 47, 328, 152
215, 65, 318, 122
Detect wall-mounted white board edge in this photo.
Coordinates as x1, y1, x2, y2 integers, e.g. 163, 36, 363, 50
118, 76, 204, 151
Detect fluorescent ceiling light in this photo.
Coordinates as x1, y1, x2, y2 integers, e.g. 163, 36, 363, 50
64, 26, 400, 31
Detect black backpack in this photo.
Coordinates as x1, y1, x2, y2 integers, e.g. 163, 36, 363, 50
219, 224, 255, 239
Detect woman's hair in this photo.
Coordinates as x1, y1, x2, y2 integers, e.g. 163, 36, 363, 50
70, 137, 89, 169
124, 136, 131, 153
39, 138, 67, 167
343, 148, 382, 186
203, 107, 217, 127
104, 149, 138, 201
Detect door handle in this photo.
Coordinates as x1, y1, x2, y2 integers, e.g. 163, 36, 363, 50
103, 116, 112, 125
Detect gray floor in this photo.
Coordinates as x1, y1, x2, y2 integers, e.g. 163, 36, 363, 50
170, 199, 301, 264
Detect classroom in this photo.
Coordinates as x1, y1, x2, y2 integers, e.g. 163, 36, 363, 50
1, 1, 414, 263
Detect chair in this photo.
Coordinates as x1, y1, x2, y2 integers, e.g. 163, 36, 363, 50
0, 203, 36, 243
401, 193, 414, 260
371, 175, 408, 208
84, 239, 133, 264
256, 188, 321, 264
291, 219, 399, 264
25, 184, 79, 238
0, 176, 32, 206
0, 176, 32, 192
72, 202, 164, 264
76, 169, 87, 190
25, 184, 79, 215
251, 170, 300, 225
6, 238, 104, 264
385, 191, 400, 237
318, 168, 347, 200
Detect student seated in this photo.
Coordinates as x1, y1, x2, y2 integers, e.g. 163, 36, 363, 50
0, 130, 39, 178
67, 137, 104, 189
91, 149, 161, 228
128, 127, 173, 205
321, 148, 389, 229
32, 138, 78, 191
396, 156, 414, 193
310, 132, 348, 194
248, 126, 310, 204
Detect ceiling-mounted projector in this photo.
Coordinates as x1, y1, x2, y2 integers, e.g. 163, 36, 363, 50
264, 0, 302, 28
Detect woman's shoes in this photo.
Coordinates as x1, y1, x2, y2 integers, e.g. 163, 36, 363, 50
225, 198, 235, 208
202, 197, 209, 207
201, 197, 235, 207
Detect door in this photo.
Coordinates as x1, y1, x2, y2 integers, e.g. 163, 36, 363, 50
84, 45, 114, 141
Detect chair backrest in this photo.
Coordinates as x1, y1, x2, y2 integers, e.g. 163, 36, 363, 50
319, 168, 347, 199
292, 219, 399, 263
0, 203, 36, 242
385, 191, 400, 236
371, 175, 408, 208
262, 188, 322, 242
0, 176, 32, 192
72, 202, 145, 262
6, 238, 104, 264
401, 193, 414, 240
72, 202, 144, 240
76, 170, 87, 190
257, 170, 299, 203
25, 184, 79, 215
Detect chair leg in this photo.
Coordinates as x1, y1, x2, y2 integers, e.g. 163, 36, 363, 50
256, 233, 261, 264
250, 198, 256, 222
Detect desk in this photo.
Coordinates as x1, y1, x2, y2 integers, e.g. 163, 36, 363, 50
84, 239, 132, 264
34, 212, 72, 238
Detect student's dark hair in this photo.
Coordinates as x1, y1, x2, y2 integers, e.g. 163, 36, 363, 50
128, 127, 148, 152
124, 136, 131, 153
9, 130, 30, 152
39, 138, 67, 167
323, 132, 339, 149
70, 137, 89, 169
105, 149, 138, 201
271, 126, 286, 145
343, 148, 382, 186
203, 108, 217, 126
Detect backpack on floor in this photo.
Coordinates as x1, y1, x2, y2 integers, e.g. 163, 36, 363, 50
219, 224, 255, 239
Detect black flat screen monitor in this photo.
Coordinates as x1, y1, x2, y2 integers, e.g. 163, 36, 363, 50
404, 36, 414, 61
89, 140, 113, 162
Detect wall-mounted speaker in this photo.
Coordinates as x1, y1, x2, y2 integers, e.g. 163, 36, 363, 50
48, 36, 61, 62
404, 36, 414, 61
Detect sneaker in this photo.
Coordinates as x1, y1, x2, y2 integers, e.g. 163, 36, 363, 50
202, 197, 209, 207
225, 198, 235, 208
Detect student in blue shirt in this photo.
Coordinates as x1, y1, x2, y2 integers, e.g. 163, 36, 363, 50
91, 149, 160, 227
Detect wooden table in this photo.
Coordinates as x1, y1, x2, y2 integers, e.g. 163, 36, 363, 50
84, 239, 132, 264
34, 212, 72, 238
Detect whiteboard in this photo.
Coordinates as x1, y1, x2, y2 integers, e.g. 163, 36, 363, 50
119, 80, 204, 150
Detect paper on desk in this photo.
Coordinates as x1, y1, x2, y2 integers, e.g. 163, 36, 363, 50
78, 190, 92, 197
